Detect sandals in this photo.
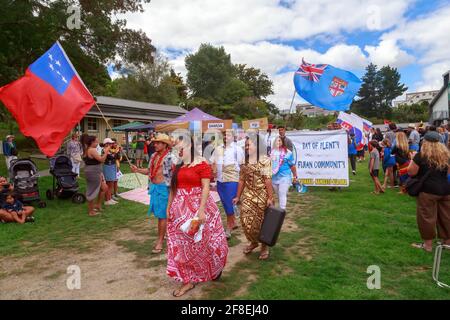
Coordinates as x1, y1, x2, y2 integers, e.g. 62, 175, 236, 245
411, 242, 432, 252
152, 247, 163, 254
243, 244, 259, 254
172, 283, 196, 297
213, 271, 223, 281
259, 250, 270, 260
88, 211, 101, 217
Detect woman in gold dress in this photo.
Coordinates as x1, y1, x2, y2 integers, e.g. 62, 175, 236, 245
233, 135, 274, 260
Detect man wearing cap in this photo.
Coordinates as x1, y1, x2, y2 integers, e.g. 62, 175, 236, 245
408, 123, 420, 152
2, 135, 17, 170
131, 133, 174, 254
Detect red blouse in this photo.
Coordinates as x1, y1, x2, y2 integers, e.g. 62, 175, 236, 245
177, 161, 212, 189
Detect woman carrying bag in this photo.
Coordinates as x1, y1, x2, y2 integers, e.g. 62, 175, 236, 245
408, 131, 450, 252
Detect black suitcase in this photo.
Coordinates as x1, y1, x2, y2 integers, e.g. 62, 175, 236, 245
259, 206, 286, 247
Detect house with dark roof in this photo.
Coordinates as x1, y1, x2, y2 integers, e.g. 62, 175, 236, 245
78, 96, 187, 142
429, 71, 450, 125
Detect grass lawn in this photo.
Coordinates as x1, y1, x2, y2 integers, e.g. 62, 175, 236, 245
0, 154, 449, 299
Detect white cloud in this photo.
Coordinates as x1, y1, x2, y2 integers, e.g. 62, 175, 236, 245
124, 0, 413, 50
381, 4, 450, 90
364, 39, 415, 68
121, 0, 450, 108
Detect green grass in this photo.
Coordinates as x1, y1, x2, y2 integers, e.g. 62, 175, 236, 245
201, 161, 450, 300
1, 153, 449, 299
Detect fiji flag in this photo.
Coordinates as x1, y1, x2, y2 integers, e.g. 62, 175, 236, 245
294, 59, 362, 111
0, 41, 95, 157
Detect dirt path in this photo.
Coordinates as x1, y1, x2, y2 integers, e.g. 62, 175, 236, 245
0, 194, 312, 300
0, 221, 250, 300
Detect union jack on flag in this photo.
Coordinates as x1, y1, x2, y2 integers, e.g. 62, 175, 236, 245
295, 58, 328, 82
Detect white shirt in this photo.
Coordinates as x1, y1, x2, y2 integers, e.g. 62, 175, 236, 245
212, 142, 245, 182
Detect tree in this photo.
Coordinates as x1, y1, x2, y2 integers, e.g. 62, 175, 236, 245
169, 69, 188, 101
0, 0, 155, 93
392, 101, 429, 123
234, 64, 274, 99
379, 66, 408, 107
113, 55, 179, 105
232, 97, 269, 122
351, 63, 382, 118
185, 44, 235, 100
351, 63, 407, 120
217, 78, 252, 105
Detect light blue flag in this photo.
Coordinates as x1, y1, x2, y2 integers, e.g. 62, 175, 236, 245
293, 59, 362, 111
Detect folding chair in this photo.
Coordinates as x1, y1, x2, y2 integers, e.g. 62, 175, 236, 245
432, 244, 450, 288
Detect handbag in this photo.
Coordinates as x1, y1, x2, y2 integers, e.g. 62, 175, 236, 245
405, 170, 432, 197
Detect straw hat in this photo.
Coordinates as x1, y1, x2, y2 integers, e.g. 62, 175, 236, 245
103, 138, 114, 144
152, 133, 172, 146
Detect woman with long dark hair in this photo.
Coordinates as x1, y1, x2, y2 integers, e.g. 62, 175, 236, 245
233, 134, 274, 260
166, 138, 228, 297
82, 135, 110, 216
271, 136, 297, 209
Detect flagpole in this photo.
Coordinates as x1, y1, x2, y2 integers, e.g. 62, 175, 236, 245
94, 103, 143, 188
284, 90, 297, 128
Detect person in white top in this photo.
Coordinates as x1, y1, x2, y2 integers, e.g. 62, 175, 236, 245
211, 130, 245, 239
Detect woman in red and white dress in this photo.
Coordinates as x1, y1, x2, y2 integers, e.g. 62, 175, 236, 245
166, 138, 228, 297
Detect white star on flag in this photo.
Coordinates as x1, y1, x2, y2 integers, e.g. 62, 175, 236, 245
48, 54, 53, 61
62, 77, 67, 83
49, 64, 54, 70
56, 71, 60, 75
55, 60, 61, 67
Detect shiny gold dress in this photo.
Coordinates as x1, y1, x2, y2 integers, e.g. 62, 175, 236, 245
239, 156, 272, 244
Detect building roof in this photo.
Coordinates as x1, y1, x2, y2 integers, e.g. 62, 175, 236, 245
87, 96, 187, 122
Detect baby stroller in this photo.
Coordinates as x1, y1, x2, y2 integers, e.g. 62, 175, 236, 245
46, 155, 86, 204
8, 158, 46, 208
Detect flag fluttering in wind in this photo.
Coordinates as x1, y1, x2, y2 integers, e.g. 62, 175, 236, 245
0, 41, 95, 157
294, 59, 362, 111
336, 112, 365, 150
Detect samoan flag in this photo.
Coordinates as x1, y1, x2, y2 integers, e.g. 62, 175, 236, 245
0, 41, 95, 157
293, 59, 362, 111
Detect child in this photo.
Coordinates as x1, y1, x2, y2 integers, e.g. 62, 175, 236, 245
368, 140, 384, 195
381, 138, 396, 189
1, 193, 32, 224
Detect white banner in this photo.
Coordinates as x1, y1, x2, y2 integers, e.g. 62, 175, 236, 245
287, 130, 349, 187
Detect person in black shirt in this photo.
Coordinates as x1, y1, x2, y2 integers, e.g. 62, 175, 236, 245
408, 131, 450, 252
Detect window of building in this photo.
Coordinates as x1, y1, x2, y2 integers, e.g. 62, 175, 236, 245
87, 118, 98, 132
112, 119, 126, 128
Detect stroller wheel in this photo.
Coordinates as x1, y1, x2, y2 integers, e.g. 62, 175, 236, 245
38, 201, 47, 208
46, 189, 54, 200
72, 193, 86, 204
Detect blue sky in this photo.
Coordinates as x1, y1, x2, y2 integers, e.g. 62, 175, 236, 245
121, 0, 450, 109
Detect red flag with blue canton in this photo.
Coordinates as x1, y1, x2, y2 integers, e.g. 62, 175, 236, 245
0, 41, 95, 157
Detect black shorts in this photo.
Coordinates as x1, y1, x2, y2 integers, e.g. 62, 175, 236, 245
370, 170, 379, 178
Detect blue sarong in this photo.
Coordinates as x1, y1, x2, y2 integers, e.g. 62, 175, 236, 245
217, 181, 238, 215
148, 183, 169, 219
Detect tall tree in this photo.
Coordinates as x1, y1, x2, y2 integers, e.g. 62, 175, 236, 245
185, 44, 235, 100
113, 55, 179, 105
169, 69, 188, 101
379, 66, 408, 107
234, 64, 274, 99
351, 63, 407, 119
351, 63, 381, 118
0, 0, 155, 93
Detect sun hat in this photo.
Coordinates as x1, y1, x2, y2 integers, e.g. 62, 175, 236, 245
103, 138, 114, 144
6, 135, 14, 139
151, 133, 172, 146
423, 131, 441, 143
408, 123, 416, 129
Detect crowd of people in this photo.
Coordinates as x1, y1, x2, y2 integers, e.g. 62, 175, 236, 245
347, 122, 450, 253
1, 120, 448, 296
